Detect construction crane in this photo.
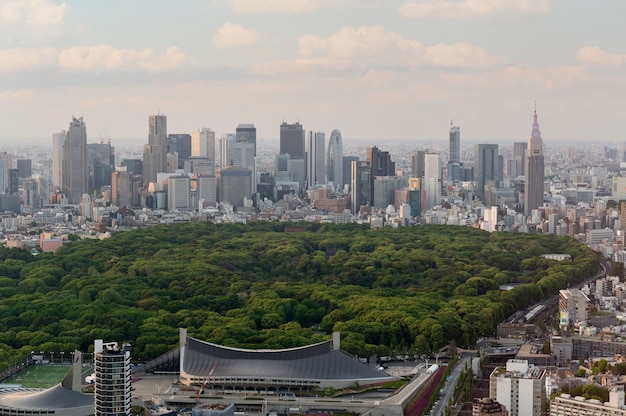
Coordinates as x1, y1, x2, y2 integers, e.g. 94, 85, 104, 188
195, 364, 217, 403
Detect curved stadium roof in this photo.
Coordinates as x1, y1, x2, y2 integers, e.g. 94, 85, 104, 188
181, 335, 396, 389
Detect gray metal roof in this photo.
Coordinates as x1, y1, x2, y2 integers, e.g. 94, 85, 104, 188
183, 337, 393, 382
0, 383, 93, 411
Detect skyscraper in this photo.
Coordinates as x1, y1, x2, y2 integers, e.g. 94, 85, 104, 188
16, 159, 32, 178
280, 122, 305, 159
307, 131, 325, 187
474, 144, 499, 201
513, 141, 527, 177
143, 114, 167, 185
52, 131, 66, 188
236, 123, 256, 156
219, 133, 235, 168
112, 169, 132, 208
367, 146, 395, 207
447, 125, 462, 182
411, 150, 425, 179
94, 340, 132, 416
0, 152, 11, 195
87, 142, 115, 190
524, 107, 545, 216
351, 160, 371, 214
62, 117, 88, 204
326, 129, 343, 189
424, 152, 441, 211
168, 133, 191, 169
191, 128, 216, 176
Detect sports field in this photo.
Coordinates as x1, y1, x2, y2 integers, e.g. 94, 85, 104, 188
4, 365, 71, 389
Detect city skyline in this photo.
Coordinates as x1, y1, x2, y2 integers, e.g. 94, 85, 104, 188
0, 1, 624, 144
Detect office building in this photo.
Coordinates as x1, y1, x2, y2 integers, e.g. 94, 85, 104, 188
411, 150, 425, 179
367, 146, 395, 207
0, 152, 11, 195
52, 131, 66, 188
367, 146, 395, 177
219, 133, 235, 168
424, 152, 441, 211
558, 288, 589, 329
307, 131, 326, 187
16, 159, 31, 178
8, 169, 18, 195
120, 159, 142, 176
143, 114, 167, 185
94, 340, 132, 416
230, 141, 256, 192
351, 161, 371, 214
236, 123, 256, 157
184, 156, 213, 175
88, 143, 115, 190
342, 156, 359, 189
168, 133, 191, 169
513, 142, 527, 177
489, 360, 545, 416
62, 117, 88, 204
326, 129, 343, 190
373, 176, 406, 209
474, 144, 499, 201
112, 170, 133, 208
167, 175, 191, 211
191, 128, 216, 176
448, 125, 462, 182
524, 107, 545, 216
551, 387, 626, 416
280, 122, 305, 159
194, 174, 217, 207
218, 166, 252, 208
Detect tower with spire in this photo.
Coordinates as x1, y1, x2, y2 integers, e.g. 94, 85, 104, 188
524, 104, 545, 217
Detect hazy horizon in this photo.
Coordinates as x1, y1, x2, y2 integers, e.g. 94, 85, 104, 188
1, 1, 625, 144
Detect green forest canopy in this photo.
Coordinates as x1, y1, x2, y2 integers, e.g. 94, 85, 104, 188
0, 222, 598, 367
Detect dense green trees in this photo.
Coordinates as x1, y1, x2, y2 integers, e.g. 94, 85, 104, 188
0, 223, 598, 368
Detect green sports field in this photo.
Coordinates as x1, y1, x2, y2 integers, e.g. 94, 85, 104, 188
4, 365, 72, 389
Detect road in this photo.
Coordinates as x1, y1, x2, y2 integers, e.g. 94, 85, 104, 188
430, 356, 470, 416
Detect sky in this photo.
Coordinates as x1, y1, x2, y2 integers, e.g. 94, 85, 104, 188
0, 0, 625, 146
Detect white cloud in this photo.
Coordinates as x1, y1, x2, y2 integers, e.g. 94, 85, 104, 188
213, 23, 260, 49
299, 26, 422, 62
229, 0, 319, 15
0, 47, 57, 73
0, 0, 67, 42
294, 26, 506, 70
58, 45, 194, 73
399, 0, 550, 19
576, 46, 626, 68
424, 43, 508, 68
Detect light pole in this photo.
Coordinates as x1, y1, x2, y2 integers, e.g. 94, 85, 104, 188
60, 352, 65, 365
50, 352, 54, 364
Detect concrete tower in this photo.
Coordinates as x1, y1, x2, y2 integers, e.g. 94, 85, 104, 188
94, 340, 132, 416
524, 105, 545, 216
